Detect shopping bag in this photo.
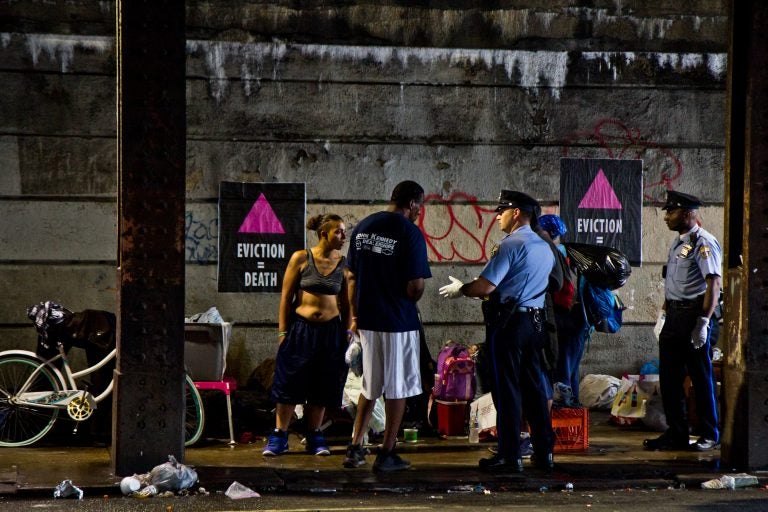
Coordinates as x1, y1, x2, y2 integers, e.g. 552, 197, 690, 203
610, 375, 648, 424
638, 374, 667, 431
469, 392, 497, 439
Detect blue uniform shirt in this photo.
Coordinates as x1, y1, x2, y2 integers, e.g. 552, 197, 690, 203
480, 225, 555, 307
664, 225, 722, 301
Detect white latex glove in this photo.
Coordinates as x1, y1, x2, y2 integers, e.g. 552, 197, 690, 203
439, 275, 464, 299
691, 316, 710, 349
653, 311, 665, 341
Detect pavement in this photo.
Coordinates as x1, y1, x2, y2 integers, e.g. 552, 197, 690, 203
0, 411, 760, 498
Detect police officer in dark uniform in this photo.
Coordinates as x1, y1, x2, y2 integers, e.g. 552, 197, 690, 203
439, 190, 556, 472
644, 191, 721, 451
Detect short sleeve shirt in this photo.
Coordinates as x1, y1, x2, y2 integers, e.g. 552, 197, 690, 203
480, 225, 555, 308
664, 225, 722, 301
347, 211, 432, 332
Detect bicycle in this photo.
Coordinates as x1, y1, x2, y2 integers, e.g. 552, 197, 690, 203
0, 342, 205, 447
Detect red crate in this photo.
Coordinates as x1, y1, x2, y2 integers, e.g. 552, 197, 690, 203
436, 400, 468, 436
551, 407, 589, 452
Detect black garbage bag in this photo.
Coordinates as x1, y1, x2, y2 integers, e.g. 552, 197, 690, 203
565, 243, 631, 290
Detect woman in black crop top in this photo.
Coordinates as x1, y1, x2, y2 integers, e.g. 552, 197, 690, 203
264, 213, 352, 457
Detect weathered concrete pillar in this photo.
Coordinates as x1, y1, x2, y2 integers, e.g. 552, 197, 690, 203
111, 1, 187, 475
721, 0, 768, 470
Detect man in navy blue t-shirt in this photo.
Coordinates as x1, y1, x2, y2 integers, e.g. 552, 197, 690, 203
343, 180, 432, 472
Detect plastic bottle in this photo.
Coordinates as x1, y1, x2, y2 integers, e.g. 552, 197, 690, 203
468, 411, 480, 444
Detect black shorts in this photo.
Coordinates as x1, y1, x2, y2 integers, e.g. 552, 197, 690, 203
270, 315, 347, 408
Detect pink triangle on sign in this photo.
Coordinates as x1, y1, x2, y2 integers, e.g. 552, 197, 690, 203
578, 169, 623, 209
238, 193, 286, 233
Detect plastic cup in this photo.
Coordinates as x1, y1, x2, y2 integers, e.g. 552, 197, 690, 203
120, 476, 141, 495
403, 428, 418, 443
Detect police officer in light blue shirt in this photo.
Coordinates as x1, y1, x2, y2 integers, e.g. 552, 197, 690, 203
439, 190, 556, 473
644, 190, 722, 452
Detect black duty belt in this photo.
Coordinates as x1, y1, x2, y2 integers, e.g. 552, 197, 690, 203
515, 306, 543, 313
666, 297, 704, 310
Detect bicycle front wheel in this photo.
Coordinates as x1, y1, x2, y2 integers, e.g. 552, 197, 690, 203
0, 356, 61, 447
184, 375, 204, 446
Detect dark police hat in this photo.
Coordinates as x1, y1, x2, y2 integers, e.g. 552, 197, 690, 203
661, 190, 702, 211
495, 190, 540, 213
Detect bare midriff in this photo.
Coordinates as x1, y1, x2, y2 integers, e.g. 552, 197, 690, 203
294, 290, 340, 323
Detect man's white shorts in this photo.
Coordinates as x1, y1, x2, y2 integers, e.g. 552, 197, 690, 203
359, 329, 422, 400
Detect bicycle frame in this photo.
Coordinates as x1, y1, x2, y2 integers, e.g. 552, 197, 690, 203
1, 329, 205, 447
5, 344, 116, 411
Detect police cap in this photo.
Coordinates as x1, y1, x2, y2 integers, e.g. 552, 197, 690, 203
495, 190, 540, 213
661, 190, 702, 211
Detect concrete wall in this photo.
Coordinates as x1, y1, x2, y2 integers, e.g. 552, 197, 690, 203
0, 1, 728, 383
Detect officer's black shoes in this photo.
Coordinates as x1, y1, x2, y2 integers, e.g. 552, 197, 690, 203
532, 452, 555, 472
643, 432, 690, 451
479, 455, 524, 473
692, 437, 719, 451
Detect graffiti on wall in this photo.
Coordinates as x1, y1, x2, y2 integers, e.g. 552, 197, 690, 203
417, 192, 500, 263
562, 118, 683, 200
185, 211, 218, 263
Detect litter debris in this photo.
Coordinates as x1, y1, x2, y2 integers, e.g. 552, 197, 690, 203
53, 479, 83, 499
225, 481, 261, 499
447, 485, 474, 493
120, 476, 141, 495
134, 485, 159, 498
564, 482, 574, 492
121, 455, 198, 498
149, 455, 198, 492
702, 473, 759, 490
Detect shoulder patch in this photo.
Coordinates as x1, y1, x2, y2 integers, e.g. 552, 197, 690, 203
699, 244, 712, 259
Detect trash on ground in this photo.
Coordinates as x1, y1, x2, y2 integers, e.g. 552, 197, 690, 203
120, 476, 141, 495
225, 481, 261, 499
702, 473, 759, 489
121, 455, 198, 498
53, 479, 83, 499
447, 484, 474, 493
133, 485, 159, 498
149, 455, 198, 492
564, 482, 574, 492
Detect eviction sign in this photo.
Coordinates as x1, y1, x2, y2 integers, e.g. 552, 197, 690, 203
559, 158, 642, 265
218, 182, 306, 292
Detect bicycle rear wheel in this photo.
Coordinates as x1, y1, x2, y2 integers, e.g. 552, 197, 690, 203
184, 374, 204, 446
0, 356, 61, 447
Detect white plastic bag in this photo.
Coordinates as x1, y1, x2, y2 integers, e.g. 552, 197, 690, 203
342, 370, 385, 434
579, 374, 621, 410
640, 375, 668, 431
345, 333, 363, 377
